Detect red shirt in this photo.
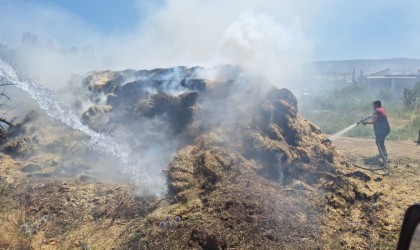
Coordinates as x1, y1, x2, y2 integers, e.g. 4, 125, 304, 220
375, 107, 387, 118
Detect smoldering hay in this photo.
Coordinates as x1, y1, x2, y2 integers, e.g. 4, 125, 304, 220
0, 59, 342, 194
80, 64, 342, 189
0, 59, 153, 190
0, 60, 390, 248
76, 65, 383, 249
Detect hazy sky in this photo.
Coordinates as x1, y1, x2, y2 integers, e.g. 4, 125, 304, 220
0, 0, 419, 64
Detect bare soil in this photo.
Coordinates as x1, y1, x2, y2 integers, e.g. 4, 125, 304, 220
329, 137, 420, 249
334, 137, 419, 160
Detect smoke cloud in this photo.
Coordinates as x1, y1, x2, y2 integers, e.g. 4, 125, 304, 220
0, 0, 319, 89
0, 0, 324, 194
219, 11, 312, 88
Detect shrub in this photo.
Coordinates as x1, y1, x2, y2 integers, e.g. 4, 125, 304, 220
402, 81, 420, 109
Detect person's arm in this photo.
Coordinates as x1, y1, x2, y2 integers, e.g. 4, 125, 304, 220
362, 113, 378, 125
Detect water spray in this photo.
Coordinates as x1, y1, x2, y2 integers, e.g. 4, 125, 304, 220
326, 116, 372, 142
323, 115, 390, 175
0, 59, 155, 192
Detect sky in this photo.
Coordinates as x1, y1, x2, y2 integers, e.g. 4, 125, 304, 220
35, 0, 144, 34
1, 0, 420, 87
1, 0, 419, 61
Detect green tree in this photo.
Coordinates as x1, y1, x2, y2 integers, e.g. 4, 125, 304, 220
402, 81, 420, 109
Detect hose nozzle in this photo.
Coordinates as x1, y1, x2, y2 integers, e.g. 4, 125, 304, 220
357, 116, 372, 125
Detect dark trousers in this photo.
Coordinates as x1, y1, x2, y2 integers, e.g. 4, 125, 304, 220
375, 132, 388, 157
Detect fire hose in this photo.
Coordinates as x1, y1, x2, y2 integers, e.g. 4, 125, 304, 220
356, 116, 372, 125
353, 115, 390, 175
322, 115, 390, 175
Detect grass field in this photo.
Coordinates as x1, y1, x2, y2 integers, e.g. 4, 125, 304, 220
299, 85, 420, 141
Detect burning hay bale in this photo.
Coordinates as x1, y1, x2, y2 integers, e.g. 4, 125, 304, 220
1, 137, 32, 156
0, 64, 401, 249
79, 66, 369, 193
81, 105, 112, 131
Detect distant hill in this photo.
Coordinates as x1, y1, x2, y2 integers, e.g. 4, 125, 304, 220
313, 58, 420, 75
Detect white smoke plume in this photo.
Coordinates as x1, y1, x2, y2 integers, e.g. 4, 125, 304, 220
0, 0, 322, 194
0, 0, 318, 89
219, 11, 312, 88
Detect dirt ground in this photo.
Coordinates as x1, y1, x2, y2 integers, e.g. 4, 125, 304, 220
333, 137, 419, 161
332, 136, 420, 248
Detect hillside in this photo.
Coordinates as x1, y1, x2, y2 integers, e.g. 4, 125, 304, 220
314, 58, 420, 74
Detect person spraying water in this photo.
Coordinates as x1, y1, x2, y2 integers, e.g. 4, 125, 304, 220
327, 100, 390, 161
361, 100, 391, 162
323, 101, 391, 175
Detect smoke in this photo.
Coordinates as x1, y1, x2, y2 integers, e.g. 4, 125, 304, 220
0, 0, 322, 195
0, 0, 317, 88
3, 0, 420, 82
219, 11, 312, 88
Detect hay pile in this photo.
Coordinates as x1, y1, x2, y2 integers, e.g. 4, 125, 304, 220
80, 66, 385, 248
0, 65, 396, 249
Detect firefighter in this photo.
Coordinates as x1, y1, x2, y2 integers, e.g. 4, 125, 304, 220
362, 100, 391, 161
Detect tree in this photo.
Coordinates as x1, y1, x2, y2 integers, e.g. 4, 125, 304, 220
402, 81, 420, 110
0, 76, 14, 136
